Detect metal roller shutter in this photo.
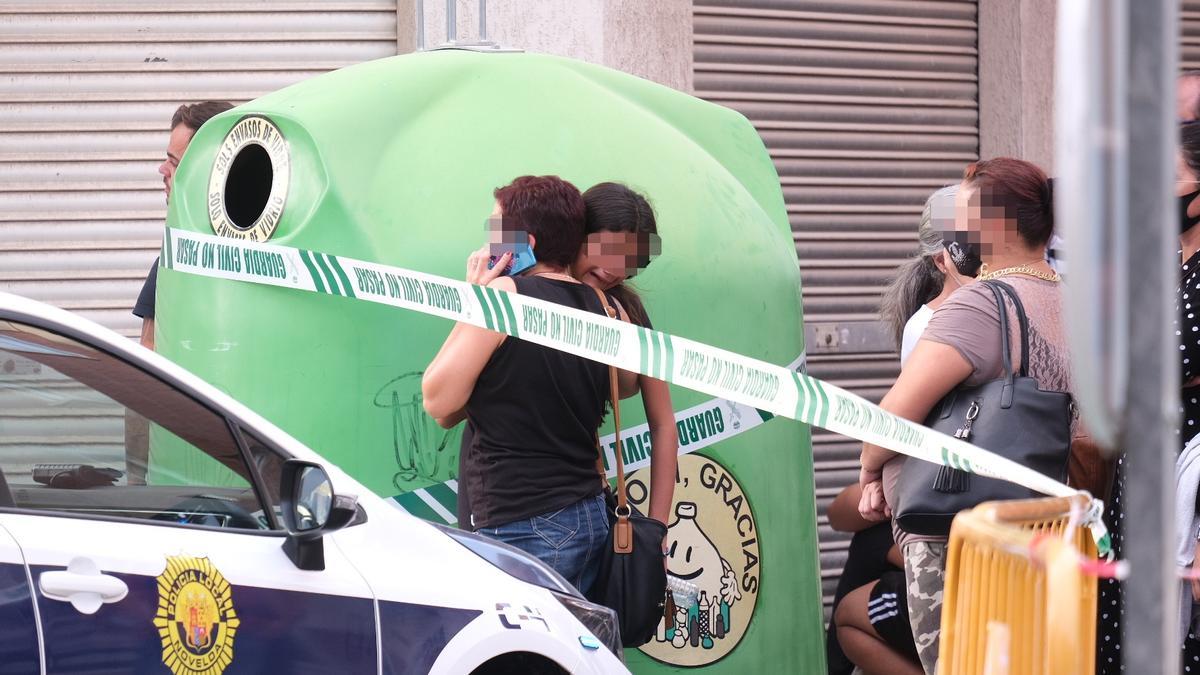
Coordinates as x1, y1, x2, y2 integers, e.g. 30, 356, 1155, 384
0, 1, 399, 337
693, 0, 980, 619
1185, 1, 1200, 69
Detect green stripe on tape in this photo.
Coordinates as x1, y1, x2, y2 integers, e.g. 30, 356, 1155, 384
484, 287, 508, 335
638, 327, 650, 376
425, 482, 460, 519
163, 232, 175, 270
313, 253, 342, 296
298, 250, 327, 294
791, 371, 807, 420
757, 409, 775, 423
812, 378, 831, 428
392, 492, 441, 522
329, 256, 356, 299
654, 332, 667, 379
799, 373, 817, 422
664, 333, 675, 382
498, 290, 520, 339
471, 285, 496, 330
649, 330, 660, 379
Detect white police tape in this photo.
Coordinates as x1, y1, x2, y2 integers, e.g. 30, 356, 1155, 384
397, 384, 796, 525
163, 228, 1109, 550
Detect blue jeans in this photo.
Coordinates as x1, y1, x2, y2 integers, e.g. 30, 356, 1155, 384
479, 493, 610, 595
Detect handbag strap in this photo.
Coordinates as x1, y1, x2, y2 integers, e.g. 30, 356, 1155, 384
982, 281, 1015, 380
984, 280, 1031, 378
590, 286, 634, 554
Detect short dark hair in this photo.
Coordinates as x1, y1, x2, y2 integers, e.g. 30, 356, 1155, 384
170, 101, 235, 132
493, 176, 586, 267
962, 157, 1054, 247
583, 182, 658, 326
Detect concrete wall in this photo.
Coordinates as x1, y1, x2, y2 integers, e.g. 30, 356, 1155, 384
402, 0, 693, 93
979, 0, 1057, 171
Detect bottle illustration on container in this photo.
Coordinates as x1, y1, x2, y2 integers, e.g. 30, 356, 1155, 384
657, 501, 743, 651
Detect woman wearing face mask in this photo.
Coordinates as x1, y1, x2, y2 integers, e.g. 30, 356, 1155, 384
828, 186, 971, 675
880, 184, 979, 366
1097, 124, 1200, 674
856, 158, 1099, 675
572, 182, 676, 528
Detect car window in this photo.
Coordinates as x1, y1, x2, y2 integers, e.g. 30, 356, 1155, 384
0, 320, 275, 531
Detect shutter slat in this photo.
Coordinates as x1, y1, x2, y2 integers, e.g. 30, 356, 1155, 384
695, 0, 979, 624
0, 1, 398, 331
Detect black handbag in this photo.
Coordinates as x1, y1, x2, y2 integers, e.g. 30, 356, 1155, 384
585, 288, 668, 648
893, 280, 1074, 536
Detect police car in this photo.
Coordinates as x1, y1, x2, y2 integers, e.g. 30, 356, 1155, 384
0, 291, 627, 674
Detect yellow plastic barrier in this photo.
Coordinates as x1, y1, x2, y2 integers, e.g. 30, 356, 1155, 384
939, 495, 1098, 675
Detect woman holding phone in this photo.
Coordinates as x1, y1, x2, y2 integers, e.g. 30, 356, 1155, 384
454, 182, 676, 531
424, 175, 638, 594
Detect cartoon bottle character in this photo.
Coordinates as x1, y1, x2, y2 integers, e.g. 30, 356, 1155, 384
662, 501, 742, 650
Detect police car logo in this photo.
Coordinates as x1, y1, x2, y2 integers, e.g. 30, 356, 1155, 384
626, 453, 760, 667
153, 556, 239, 675
208, 115, 290, 242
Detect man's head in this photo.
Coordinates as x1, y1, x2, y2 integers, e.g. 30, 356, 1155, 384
491, 176, 586, 269
159, 101, 234, 202
1179, 72, 1200, 123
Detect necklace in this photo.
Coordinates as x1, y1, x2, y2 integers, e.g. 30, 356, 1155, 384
978, 262, 1061, 282
532, 271, 578, 283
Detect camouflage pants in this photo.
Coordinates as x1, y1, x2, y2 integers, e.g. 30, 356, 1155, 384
902, 541, 947, 675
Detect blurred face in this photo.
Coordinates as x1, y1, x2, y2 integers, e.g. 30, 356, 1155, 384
955, 181, 1019, 256
572, 230, 660, 290
485, 200, 534, 258
158, 124, 195, 203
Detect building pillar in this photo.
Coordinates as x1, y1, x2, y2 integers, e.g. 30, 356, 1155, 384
401, 0, 693, 93
978, 0, 1057, 171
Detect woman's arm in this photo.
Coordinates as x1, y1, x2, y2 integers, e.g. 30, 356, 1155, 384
640, 375, 678, 525
422, 276, 514, 427
858, 339, 972, 518
828, 483, 875, 533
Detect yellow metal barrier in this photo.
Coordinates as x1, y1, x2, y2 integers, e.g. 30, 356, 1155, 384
939, 495, 1098, 675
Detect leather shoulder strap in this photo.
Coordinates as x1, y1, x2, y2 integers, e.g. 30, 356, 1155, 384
982, 281, 1015, 379
589, 286, 633, 553
987, 280, 1031, 378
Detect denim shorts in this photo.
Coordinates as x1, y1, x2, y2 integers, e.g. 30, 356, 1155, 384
478, 493, 610, 595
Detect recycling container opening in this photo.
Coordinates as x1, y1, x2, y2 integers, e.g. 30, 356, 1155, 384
223, 143, 274, 230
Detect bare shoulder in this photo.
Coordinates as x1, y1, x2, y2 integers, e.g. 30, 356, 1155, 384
486, 276, 517, 293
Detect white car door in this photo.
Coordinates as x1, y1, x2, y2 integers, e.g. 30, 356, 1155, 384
0, 520, 41, 673
0, 318, 378, 674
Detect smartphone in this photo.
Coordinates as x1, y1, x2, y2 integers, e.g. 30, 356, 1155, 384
488, 243, 537, 276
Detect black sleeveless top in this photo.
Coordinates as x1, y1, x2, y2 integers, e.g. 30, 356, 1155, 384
460, 276, 612, 529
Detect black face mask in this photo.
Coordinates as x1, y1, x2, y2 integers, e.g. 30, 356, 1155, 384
943, 235, 982, 277
1181, 189, 1200, 234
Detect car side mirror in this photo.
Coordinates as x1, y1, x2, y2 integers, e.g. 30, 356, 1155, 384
279, 459, 357, 571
